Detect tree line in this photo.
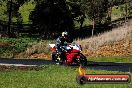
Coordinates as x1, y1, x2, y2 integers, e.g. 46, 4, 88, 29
0, 0, 132, 38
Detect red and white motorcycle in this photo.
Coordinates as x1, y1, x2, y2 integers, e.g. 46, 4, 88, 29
49, 42, 87, 66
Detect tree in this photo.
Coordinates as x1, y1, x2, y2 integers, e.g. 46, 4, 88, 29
107, 0, 113, 24
124, 0, 128, 22
128, 1, 132, 16
30, 0, 74, 38
7, 0, 29, 37
7, 0, 13, 36
81, 0, 109, 36
67, 0, 86, 30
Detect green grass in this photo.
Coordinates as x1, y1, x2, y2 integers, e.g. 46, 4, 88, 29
88, 56, 132, 63
0, 65, 131, 88
0, 36, 40, 58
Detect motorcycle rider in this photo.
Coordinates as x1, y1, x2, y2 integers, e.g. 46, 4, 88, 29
55, 31, 73, 62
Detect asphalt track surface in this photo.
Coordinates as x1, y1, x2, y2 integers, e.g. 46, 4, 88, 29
0, 58, 132, 72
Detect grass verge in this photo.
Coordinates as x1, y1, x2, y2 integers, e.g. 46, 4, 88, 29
0, 65, 131, 88
88, 56, 132, 63
0, 37, 39, 58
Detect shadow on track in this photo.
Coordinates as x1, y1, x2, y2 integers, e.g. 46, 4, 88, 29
86, 61, 132, 73
0, 58, 54, 65
0, 58, 132, 72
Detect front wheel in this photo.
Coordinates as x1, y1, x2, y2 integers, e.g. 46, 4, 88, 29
80, 58, 87, 66
74, 54, 87, 66
80, 53, 87, 66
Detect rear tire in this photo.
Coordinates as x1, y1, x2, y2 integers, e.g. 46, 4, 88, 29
52, 52, 63, 65
52, 52, 57, 61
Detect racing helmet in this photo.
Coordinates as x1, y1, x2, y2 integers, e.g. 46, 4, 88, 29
62, 31, 68, 37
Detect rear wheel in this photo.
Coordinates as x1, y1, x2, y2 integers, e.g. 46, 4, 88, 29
52, 52, 63, 65
52, 52, 57, 61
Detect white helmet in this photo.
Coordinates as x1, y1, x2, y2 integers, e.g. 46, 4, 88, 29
62, 31, 68, 37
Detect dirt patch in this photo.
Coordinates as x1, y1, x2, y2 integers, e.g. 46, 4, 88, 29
0, 65, 43, 71
30, 53, 51, 59
0, 42, 11, 48
83, 40, 132, 57
15, 52, 51, 59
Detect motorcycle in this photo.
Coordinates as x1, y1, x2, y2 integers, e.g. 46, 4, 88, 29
49, 42, 87, 66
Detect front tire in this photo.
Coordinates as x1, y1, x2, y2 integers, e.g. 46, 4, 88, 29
80, 53, 87, 66
80, 58, 87, 66
74, 54, 87, 66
